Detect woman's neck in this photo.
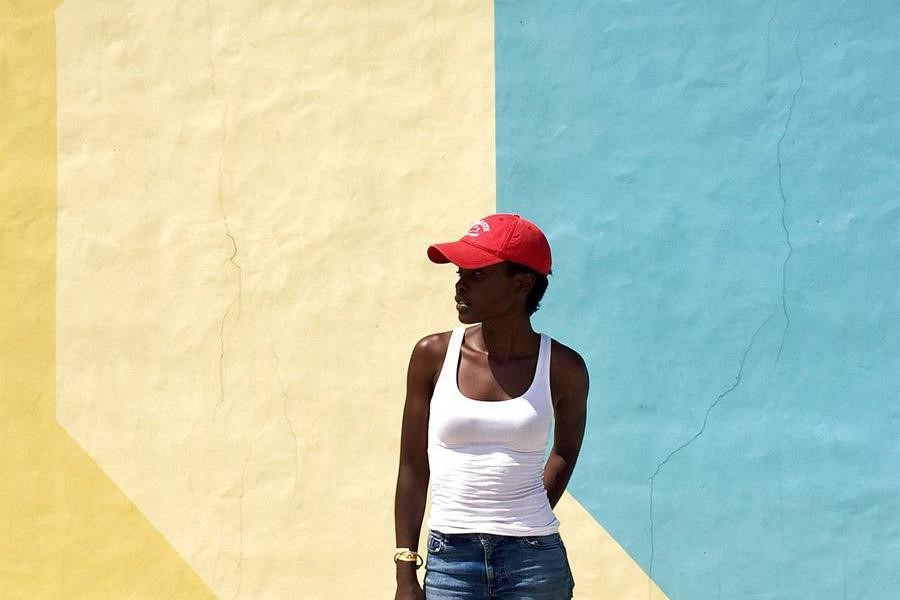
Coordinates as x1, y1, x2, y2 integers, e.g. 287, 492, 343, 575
473, 317, 539, 361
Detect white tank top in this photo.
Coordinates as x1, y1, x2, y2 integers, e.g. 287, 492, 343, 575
426, 325, 561, 536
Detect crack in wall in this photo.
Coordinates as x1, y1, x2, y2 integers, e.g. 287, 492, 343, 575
217, 300, 233, 408
269, 327, 300, 521
222, 216, 243, 319
233, 464, 246, 600
203, 10, 246, 596
214, 151, 242, 411
205, 0, 243, 410
774, 28, 804, 364
646, 315, 773, 594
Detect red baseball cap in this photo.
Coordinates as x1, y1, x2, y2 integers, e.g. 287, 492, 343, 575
427, 213, 552, 276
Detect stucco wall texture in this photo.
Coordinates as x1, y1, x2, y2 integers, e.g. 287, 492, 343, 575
1, 0, 896, 599
6, 1, 663, 598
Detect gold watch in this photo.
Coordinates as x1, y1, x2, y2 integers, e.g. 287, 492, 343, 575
393, 548, 424, 569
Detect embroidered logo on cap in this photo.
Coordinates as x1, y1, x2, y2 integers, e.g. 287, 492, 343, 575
465, 220, 490, 237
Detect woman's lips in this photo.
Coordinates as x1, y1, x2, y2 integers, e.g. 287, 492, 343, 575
455, 297, 470, 311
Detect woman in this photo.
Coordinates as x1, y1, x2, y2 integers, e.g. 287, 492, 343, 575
394, 214, 589, 600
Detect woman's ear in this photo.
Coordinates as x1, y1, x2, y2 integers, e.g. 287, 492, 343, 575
514, 272, 535, 296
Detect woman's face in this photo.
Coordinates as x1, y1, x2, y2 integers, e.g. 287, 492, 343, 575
454, 263, 527, 324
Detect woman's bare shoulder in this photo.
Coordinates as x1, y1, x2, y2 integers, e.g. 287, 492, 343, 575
548, 338, 589, 379
548, 338, 589, 412
409, 330, 454, 368
406, 330, 454, 394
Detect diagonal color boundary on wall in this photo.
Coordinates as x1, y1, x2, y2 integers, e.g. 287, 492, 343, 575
0, 2, 217, 598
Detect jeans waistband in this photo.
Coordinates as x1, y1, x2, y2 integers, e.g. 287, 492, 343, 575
430, 529, 559, 542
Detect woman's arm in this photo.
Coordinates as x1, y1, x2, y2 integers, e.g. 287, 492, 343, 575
544, 342, 589, 509
394, 334, 445, 588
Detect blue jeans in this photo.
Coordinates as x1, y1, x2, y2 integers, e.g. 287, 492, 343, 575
423, 529, 575, 599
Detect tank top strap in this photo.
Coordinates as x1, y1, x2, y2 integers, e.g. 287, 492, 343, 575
534, 333, 552, 395
436, 326, 466, 390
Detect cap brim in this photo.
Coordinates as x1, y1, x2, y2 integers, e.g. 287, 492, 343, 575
427, 240, 505, 269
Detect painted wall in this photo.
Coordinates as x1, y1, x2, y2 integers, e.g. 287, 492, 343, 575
1, 0, 895, 598
496, 1, 899, 598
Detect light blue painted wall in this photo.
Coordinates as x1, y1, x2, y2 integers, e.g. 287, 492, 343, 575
496, 1, 899, 598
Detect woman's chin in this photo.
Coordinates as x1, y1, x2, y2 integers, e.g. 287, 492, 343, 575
456, 308, 477, 324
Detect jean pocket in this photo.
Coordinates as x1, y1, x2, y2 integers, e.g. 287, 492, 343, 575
426, 530, 446, 555
516, 533, 563, 549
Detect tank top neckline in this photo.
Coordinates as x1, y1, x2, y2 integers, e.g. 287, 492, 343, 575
450, 325, 548, 404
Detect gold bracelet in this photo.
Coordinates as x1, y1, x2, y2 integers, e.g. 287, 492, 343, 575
393, 548, 424, 569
